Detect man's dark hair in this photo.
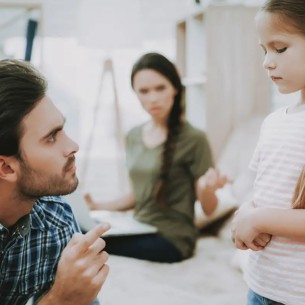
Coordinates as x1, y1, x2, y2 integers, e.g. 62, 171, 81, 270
0, 59, 47, 157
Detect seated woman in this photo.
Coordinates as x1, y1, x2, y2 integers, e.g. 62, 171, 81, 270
85, 52, 229, 263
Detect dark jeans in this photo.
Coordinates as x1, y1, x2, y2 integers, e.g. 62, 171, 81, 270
104, 233, 183, 263
247, 290, 284, 305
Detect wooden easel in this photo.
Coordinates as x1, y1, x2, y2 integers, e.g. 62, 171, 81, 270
80, 58, 126, 191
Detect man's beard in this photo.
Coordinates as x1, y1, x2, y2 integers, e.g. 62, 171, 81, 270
17, 157, 78, 200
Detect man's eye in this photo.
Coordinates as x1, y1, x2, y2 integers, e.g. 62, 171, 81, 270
276, 47, 287, 53
47, 134, 56, 142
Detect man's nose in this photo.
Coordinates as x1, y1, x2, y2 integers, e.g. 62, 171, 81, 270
64, 134, 79, 157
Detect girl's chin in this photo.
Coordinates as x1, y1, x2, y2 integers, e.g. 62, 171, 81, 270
275, 83, 303, 95
277, 87, 297, 95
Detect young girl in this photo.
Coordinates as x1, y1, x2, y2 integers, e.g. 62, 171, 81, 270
85, 52, 228, 263
232, 0, 305, 304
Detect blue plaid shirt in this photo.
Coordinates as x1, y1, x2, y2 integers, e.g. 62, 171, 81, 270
0, 196, 82, 305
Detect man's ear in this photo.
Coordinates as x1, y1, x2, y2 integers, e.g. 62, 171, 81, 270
0, 156, 19, 182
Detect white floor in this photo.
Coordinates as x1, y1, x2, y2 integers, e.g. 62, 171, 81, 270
97, 220, 248, 305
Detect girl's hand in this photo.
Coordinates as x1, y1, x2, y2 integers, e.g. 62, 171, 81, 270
253, 233, 272, 248
231, 205, 271, 251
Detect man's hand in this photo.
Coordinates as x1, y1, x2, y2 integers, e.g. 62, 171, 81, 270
231, 204, 271, 251
39, 223, 110, 305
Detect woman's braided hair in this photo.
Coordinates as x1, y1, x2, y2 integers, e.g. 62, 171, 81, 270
131, 53, 184, 206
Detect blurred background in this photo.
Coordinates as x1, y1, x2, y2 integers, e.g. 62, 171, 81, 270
0, 0, 296, 199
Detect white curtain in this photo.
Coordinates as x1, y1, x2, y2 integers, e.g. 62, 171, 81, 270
205, 4, 271, 159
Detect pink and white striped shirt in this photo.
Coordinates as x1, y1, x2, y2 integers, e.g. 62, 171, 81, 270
245, 106, 305, 305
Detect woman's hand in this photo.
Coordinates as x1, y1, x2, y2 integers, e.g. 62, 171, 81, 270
84, 192, 135, 211
84, 193, 99, 211
197, 168, 231, 193
196, 168, 231, 216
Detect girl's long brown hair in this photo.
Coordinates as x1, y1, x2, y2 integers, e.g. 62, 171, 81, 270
292, 167, 305, 209
262, 0, 305, 36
